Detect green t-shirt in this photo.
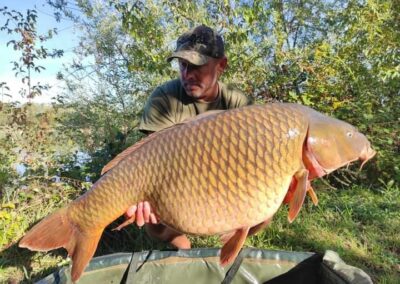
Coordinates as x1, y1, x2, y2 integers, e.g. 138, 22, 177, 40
139, 79, 252, 132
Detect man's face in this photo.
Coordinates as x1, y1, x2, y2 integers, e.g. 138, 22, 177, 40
178, 57, 227, 102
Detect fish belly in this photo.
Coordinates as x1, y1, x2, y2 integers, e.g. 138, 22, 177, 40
127, 104, 308, 235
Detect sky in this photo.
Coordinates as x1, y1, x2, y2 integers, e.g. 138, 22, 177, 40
0, 0, 82, 104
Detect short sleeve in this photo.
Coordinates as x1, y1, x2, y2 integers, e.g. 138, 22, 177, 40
139, 88, 176, 133
233, 90, 253, 108
220, 83, 253, 109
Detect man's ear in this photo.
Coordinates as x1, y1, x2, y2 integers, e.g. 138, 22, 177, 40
217, 56, 228, 74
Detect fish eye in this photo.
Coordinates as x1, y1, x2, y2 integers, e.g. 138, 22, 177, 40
346, 131, 353, 138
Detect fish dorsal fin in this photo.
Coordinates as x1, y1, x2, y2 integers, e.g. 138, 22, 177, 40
182, 110, 225, 123
101, 111, 225, 175
101, 135, 152, 175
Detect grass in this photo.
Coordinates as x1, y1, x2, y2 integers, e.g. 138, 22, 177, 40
253, 183, 400, 283
0, 179, 399, 283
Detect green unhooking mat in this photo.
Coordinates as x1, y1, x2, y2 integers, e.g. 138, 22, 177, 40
37, 248, 372, 284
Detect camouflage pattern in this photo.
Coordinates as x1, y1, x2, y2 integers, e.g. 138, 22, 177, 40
167, 25, 224, 65
168, 50, 209, 66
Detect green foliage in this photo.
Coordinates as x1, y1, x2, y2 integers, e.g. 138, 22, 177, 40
0, 5, 71, 204
327, 0, 400, 183
47, 1, 150, 179
0, 103, 80, 202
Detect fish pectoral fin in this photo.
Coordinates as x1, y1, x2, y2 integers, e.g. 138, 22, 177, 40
307, 183, 319, 206
288, 169, 309, 223
283, 178, 296, 204
220, 227, 250, 266
220, 231, 235, 245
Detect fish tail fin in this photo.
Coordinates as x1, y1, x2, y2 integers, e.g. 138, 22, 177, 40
19, 207, 103, 282
68, 230, 102, 282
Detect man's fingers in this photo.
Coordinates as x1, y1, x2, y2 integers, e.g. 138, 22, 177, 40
150, 213, 158, 224
125, 201, 159, 227
125, 205, 137, 218
136, 202, 145, 227
143, 201, 151, 223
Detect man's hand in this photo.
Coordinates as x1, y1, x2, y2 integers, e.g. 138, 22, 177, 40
114, 201, 159, 231
125, 201, 159, 227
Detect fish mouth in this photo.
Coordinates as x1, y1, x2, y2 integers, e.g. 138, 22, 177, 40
305, 145, 376, 177
319, 145, 376, 173
359, 146, 376, 170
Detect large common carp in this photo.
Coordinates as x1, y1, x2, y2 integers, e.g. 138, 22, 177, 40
19, 103, 375, 281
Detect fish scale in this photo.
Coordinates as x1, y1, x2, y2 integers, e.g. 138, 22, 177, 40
133, 104, 307, 234
20, 103, 376, 282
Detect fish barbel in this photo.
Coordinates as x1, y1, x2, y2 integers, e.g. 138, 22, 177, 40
19, 103, 375, 281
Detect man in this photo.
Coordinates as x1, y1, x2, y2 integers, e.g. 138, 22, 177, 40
124, 25, 252, 248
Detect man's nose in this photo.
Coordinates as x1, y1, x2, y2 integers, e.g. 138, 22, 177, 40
181, 65, 194, 80
181, 65, 188, 78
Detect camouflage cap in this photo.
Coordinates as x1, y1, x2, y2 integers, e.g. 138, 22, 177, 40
167, 25, 224, 66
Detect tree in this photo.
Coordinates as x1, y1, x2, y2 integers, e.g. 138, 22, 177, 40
0, 7, 63, 100
48, 1, 149, 177
0, 6, 75, 195
50, 0, 398, 184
